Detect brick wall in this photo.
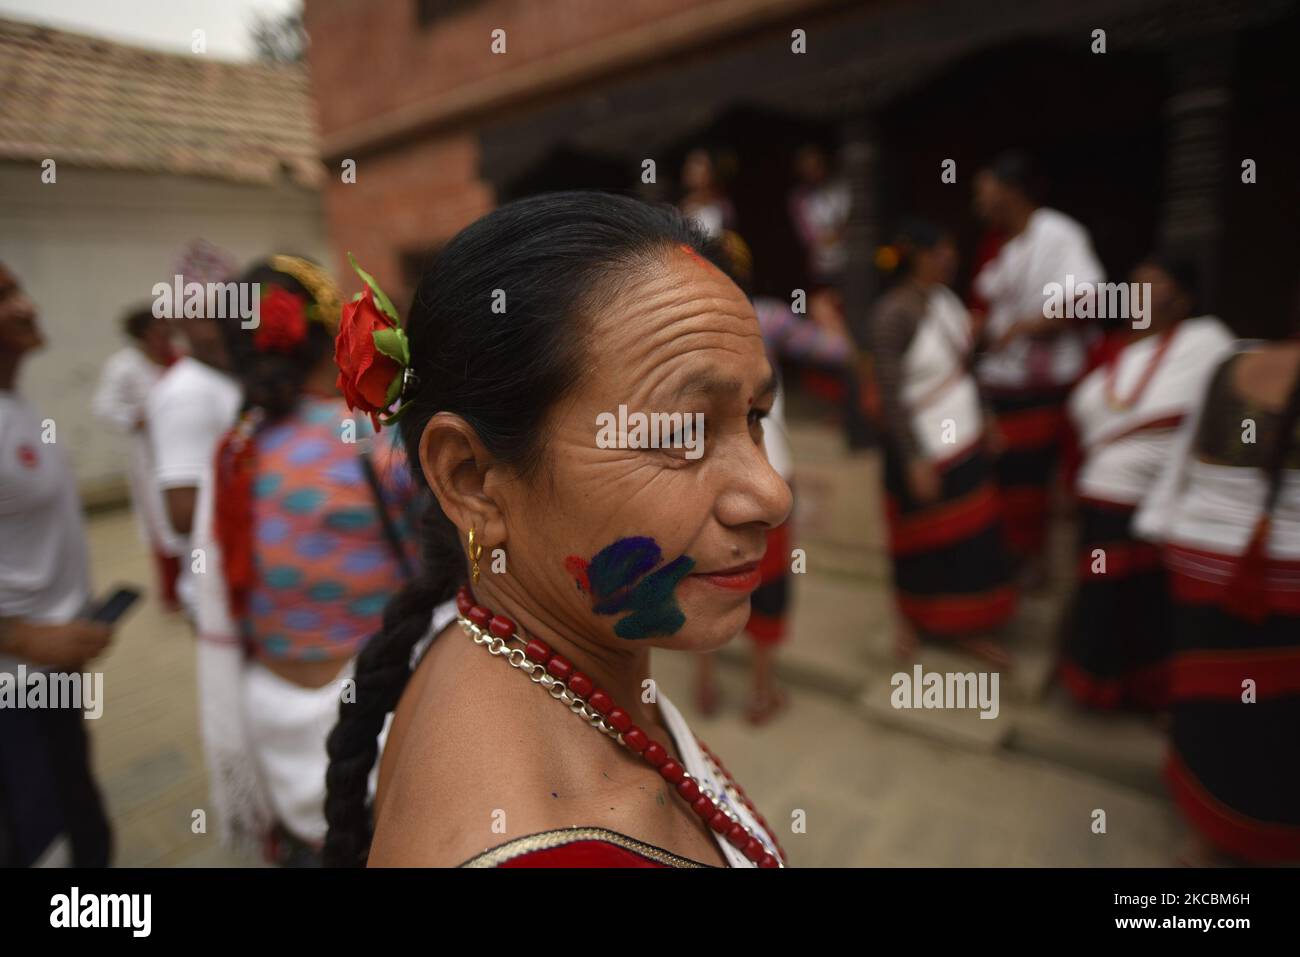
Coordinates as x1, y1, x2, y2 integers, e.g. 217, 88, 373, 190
305, 0, 717, 142
304, 0, 820, 300
320, 131, 493, 305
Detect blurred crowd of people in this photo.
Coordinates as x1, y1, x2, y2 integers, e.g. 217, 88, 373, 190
1, 142, 1295, 868
676, 143, 1300, 865
0, 243, 415, 866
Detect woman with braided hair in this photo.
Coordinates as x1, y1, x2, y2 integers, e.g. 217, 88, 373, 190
203, 256, 416, 865
325, 192, 791, 868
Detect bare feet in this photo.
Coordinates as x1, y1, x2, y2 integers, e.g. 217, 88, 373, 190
952, 635, 1013, 670
745, 688, 787, 726
696, 680, 721, 717
894, 618, 920, 660
898, 616, 1009, 669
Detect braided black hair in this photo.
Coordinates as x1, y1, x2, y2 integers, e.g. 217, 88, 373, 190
322, 191, 714, 866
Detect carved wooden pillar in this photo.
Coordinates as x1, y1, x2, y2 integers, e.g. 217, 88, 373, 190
1159, 36, 1234, 313
838, 110, 881, 349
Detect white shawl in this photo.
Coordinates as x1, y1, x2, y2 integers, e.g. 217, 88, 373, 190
1070, 317, 1233, 505
901, 285, 983, 462
1133, 341, 1300, 559
658, 692, 783, 868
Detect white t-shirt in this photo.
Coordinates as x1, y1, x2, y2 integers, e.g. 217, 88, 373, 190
0, 392, 91, 673
92, 345, 173, 551
974, 207, 1105, 389
146, 357, 241, 617
91, 346, 162, 433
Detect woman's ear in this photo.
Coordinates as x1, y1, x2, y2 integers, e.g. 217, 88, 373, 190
418, 412, 506, 548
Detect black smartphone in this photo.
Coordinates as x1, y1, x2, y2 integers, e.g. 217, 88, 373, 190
88, 586, 142, 625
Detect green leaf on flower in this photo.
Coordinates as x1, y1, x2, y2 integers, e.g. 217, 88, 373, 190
384, 368, 404, 407
347, 251, 399, 323
372, 326, 410, 366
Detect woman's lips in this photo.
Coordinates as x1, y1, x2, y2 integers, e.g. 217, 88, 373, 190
690, 561, 762, 592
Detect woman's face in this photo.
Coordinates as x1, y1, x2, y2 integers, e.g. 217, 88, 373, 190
491, 246, 792, 653
972, 170, 1006, 225
915, 237, 958, 286
0, 265, 43, 356
1130, 263, 1186, 330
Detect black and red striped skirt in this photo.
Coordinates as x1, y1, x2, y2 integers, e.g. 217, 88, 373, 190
986, 384, 1073, 560
1059, 497, 1171, 710
1161, 543, 1300, 863
883, 441, 1017, 635
744, 521, 791, 646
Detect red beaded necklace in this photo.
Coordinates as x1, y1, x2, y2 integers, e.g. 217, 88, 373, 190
1104, 325, 1177, 411
454, 585, 786, 868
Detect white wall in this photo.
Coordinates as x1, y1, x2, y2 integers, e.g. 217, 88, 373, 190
0, 162, 329, 494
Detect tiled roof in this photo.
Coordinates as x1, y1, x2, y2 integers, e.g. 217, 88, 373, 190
0, 16, 322, 186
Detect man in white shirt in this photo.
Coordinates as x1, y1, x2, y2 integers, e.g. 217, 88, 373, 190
146, 313, 242, 620
92, 307, 180, 609
971, 152, 1106, 587
0, 262, 115, 866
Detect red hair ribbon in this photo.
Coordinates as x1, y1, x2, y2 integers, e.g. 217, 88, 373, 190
213, 410, 264, 622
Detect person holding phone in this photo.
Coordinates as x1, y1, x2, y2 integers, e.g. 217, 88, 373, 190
0, 261, 115, 867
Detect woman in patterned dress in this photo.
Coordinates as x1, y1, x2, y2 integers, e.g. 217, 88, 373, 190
203, 257, 414, 864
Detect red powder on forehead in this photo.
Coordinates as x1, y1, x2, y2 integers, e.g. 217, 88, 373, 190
677, 243, 717, 273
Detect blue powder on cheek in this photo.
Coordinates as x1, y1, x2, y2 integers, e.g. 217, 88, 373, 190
586, 537, 662, 596
612, 555, 695, 640
577, 537, 696, 640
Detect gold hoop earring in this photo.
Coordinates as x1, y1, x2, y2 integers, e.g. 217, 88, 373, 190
468, 527, 483, 585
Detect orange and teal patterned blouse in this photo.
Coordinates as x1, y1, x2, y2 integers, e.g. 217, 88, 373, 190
244, 395, 413, 662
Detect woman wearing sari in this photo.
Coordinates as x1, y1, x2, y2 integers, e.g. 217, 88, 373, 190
1134, 289, 1300, 863
1060, 256, 1232, 710
324, 193, 791, 867
867, 220, 1016, 665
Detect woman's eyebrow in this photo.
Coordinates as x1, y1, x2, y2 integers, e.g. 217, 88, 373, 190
671, 368, 777, 402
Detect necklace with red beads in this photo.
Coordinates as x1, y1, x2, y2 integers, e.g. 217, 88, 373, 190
1104, 325, 1177, 411
454, 585, 786, 868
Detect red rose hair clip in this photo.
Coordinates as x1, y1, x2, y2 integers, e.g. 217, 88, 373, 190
253, 286, 310, 353
335, 253, 415, 429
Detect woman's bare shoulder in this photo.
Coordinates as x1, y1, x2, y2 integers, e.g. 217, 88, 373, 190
368, 632, 615, 867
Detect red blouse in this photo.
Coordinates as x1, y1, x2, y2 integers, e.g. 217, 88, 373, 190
460, 827, 716, 868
